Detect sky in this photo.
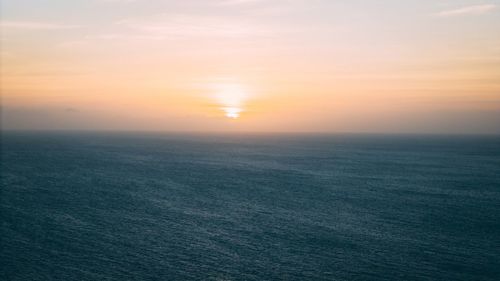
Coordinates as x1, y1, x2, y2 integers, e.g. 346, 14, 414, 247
1, 0, 499, 133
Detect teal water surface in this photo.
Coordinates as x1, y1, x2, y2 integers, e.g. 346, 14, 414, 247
1, 132, 500, 280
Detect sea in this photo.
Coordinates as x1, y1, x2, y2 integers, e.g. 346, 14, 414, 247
1, 131, 499, 281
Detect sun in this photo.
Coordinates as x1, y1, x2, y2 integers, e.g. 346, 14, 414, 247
223, 107, 242, 119
212, 82, 248, 119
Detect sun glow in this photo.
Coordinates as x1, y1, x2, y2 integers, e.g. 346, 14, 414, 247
213, 83, 248, 119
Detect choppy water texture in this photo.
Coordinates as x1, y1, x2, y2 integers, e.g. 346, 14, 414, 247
1, 132, 500, 280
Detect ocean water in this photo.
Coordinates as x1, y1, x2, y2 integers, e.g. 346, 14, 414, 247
1, 132, 499, 281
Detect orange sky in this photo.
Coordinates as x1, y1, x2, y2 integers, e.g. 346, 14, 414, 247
1, 0, 499, 133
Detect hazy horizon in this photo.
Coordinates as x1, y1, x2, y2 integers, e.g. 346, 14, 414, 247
1, 0, 500, 133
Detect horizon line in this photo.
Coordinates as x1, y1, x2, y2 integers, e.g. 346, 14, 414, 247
2, 128, 499, 137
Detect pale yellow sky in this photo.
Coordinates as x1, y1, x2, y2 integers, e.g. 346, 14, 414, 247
1, 0, 499, 133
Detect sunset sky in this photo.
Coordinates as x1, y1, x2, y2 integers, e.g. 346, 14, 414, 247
1, 0, 499, 133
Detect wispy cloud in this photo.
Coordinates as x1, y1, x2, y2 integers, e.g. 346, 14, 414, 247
99, 0, 137, 3
114, 15, 270, 39
216, 0, 265, 5
434, 4, 497, 17
0, 21, 81, 30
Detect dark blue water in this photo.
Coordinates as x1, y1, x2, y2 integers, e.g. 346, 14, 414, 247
1, 132, 499, 280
